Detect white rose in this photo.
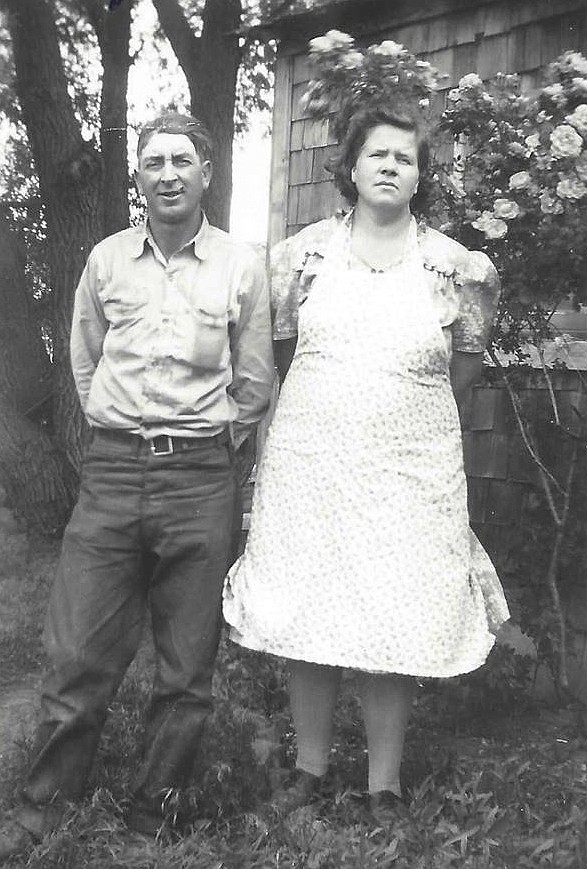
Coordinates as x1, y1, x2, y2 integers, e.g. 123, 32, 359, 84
509, 171, 531, 190
550, 124, 583, 159
309, 30, 354, 53
471, 211, 493, 231
507, 142, 526, 158
458, 73, 483, 90
493, 198, 521, 220
559, 51, 587, 76
484, 218, 508, 240
572, 77, 587, 97
556, 177, 587, 199
472, 212, 507, 238
369, 40, 404, 57
339, 50, 364, 69
565, 104, 587, 137
524, 133, 541, 152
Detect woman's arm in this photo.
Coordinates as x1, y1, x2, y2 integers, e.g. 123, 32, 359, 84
450, 350, 484, 425
273, 337, 297, 385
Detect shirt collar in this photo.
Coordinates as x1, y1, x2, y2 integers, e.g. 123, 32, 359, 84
130, 211, 211, 260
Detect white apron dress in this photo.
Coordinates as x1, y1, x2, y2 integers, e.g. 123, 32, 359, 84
224, 220, 509, 678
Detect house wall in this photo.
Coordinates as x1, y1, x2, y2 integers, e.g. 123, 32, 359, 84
269, 0, 587, 245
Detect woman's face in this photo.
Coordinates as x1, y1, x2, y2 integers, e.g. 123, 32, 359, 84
351, 124, 420, 214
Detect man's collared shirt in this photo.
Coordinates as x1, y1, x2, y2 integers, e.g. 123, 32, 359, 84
71, 215, 274, 445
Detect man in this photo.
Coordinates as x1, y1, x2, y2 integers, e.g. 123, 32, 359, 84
0, 112, 274, 855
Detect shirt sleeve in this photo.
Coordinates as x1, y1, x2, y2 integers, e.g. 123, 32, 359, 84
70, 250, 108, 412
451, 251, 500, 353
229, 252, 275, 447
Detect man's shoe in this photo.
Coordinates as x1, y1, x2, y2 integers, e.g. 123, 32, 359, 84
0, 817, 38, 861
368, 790, 410, 827
270, 769, 323, 814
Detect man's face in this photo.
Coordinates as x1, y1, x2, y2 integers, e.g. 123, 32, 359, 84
135, 132, 212, 228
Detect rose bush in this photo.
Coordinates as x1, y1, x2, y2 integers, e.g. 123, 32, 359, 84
300, 29, 447, 141
434, 51, 587, 354
301, 35, 587, 357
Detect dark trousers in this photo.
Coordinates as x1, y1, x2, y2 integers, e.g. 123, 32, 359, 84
23, 428, 238, 818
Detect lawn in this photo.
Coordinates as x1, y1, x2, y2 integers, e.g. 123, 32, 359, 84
0, 532, 586, 868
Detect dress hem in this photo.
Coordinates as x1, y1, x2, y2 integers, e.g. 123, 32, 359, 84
227, 625, 498, 680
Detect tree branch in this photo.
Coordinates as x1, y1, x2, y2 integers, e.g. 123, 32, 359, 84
78, 0, 104, 48
488, 348, 564, 508
151, 0, 200, 91
545, 439, 578, 700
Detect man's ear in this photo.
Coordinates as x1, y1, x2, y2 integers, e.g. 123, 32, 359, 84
134, 169, 144, 196
202, 160, 212, 191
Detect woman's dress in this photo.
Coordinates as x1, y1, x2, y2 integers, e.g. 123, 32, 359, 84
223, 215, 509, 678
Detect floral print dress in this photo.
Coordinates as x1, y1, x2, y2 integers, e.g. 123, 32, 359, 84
223, 215, 509, 677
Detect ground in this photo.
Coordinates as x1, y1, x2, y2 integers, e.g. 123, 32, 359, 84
0, 496, 586, 868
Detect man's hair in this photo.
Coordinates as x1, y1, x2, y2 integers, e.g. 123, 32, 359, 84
328, 104, 430, 206
137, 112, 214, 164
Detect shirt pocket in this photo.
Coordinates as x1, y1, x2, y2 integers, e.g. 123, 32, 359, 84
188, 304, 228, 371
101, 285, 148, 330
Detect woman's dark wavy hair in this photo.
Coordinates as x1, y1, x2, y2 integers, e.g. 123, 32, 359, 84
137, 112, 214, 164
328, 103, 430, 211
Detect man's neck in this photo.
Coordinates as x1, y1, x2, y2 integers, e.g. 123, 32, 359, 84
148, 211, 203, 260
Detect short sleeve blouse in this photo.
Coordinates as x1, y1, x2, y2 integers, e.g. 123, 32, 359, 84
270, 215, 500, 354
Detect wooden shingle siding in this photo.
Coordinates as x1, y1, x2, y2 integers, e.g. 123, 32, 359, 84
465, 372, 587, 533
289, 148, 313, 185
269, 0, 587, 245
295, 179, 343, 224
463, 431, 510, 480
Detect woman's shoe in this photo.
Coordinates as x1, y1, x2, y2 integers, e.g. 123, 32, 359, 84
270, 768, 323, 814
368, 790, 410, 827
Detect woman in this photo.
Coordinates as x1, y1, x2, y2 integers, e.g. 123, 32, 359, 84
224, 103, 509, 817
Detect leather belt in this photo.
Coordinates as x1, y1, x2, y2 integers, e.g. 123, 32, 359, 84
91, 427, 228, 456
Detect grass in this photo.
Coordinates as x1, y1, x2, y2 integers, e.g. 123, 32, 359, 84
0, 534, 586, 868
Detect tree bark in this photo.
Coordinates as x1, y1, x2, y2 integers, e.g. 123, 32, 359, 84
84, 0, 132, 234
152, 0, 243, 230
0, 210, 77, 533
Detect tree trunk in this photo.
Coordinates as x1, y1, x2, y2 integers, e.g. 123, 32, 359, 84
0, 211, 77, 533
152, 0, 242, 231
193, 0, 242, 231
2, 0, 104, 474
85, 0, 132, 235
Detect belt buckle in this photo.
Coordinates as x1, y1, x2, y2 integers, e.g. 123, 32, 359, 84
150, 435, 174, 456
